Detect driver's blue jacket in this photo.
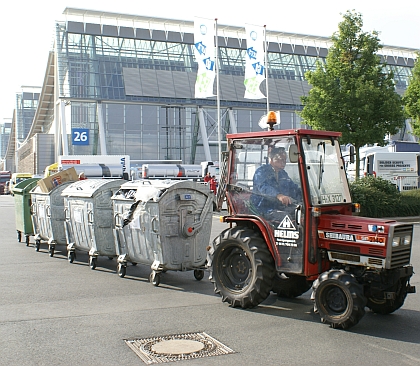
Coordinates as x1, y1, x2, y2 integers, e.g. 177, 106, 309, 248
250, 164, 301, 213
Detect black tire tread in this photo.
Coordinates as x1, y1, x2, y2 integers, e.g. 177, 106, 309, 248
208, 226, 275, 309
312, 269, 366, 330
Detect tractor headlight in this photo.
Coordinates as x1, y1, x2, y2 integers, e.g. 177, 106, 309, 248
392, 236, 401, 247
403, 235, 411, 246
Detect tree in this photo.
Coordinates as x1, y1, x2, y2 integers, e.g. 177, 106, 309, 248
403, 53, 420, 137
300, 10, 405, 179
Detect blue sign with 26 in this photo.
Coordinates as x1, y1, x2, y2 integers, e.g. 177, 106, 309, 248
72, 128, 89, 145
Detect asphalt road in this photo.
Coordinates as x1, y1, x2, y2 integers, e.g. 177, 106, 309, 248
1, 194, 420, 366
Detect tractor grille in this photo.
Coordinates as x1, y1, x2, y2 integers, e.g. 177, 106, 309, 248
390, 225, 413, 269
330, 244, 360, 253
368, 258, 383, 266
331, 252, 360, 262
369, 248, 383, 256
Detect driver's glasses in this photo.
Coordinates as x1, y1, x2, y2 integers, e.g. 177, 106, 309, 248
272, 154, 286, 162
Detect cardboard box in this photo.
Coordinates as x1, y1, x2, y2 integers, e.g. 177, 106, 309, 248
37, 167, 78, 193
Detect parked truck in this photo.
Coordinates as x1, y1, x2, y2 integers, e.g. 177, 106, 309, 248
142, 164, 202, 179
58, 155, 130, 179
141, 161, 219, 180
0, 171, 12, 194
130, 160, 182, 180
207, 111, 416, 330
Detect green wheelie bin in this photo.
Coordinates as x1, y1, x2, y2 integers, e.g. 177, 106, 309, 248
12, 177, 40, 246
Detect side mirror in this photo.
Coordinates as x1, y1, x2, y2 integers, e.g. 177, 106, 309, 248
289, 144, 299, 163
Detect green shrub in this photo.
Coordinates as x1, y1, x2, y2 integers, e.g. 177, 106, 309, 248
349, 176, 420, 217
401, 189, 420, 199
400, 190, 420, 215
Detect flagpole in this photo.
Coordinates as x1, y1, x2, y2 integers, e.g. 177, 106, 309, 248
264, 25, 269, 115
215, 18, 221, 165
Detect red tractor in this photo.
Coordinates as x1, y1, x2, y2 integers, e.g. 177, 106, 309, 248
208, 113, 416, 329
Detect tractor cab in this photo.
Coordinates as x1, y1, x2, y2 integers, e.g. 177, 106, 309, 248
223, 129, 352, 275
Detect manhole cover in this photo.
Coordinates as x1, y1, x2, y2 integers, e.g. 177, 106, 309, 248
124, 332, 235, 364
152, 339, 204, 355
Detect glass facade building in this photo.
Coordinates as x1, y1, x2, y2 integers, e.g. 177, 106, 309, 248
15, 88, 40, 145
7, 8, 418, 171
0, 120, 12, 159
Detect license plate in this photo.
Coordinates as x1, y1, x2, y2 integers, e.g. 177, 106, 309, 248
321, 193, 343, 204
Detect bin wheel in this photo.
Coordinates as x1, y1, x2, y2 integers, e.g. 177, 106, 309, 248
117, 263, 126, 278
131, 262, 137, 266
194, 269, 205, 281
35, 240, 40, 252
49, 245, 55, 257
68, 251, 75, 263
17, 231, 22, 242
89, 256, 97, 270
108, 256, 113, 260
149, 272, 161, 287
25, 235, 30, 247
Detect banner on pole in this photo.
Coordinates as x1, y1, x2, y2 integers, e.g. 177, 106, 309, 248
194, 17, 216, 98
244, 24, 266, 99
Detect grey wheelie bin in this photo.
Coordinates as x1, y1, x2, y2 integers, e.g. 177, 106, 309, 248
112, 179, 213, 286
62, 179, 125, 269
13, 178, 40, 246
30, 181, 75, 256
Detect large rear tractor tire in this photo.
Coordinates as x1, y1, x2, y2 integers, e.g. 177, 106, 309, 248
208, 226, 275, 309
311, 269, 366, 330
272, 273, 313, 298
367, 277, 411, 315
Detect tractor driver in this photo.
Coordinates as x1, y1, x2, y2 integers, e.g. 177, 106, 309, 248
250, 146, 301, 215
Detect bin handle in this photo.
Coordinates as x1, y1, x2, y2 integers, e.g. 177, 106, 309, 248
46, 205, 51, 217
31, 202, 36, 215
114, 212, 122, 228
188, 194, 213, 232
151, 216, 158, 233
87, 210, 94, 223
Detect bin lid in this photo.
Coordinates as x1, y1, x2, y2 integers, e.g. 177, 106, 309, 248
61, 178, 124, 197
119, 179, 180, 190
12, 177, 41, 194
113, 179, 210, 202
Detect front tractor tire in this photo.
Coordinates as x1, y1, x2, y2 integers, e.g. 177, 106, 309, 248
312, 269, 367, 330
208, 226, 275, 309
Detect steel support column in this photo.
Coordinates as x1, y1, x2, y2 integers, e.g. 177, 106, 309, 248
59, 100, 68, 156
198, 107, 212, 162
97, 102, 107, 155
228, 108, 237, 134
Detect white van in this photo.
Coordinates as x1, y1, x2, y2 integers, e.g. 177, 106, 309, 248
362, 151, 419, 190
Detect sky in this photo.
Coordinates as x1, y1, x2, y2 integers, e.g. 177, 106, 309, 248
0, 0, 419, 122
